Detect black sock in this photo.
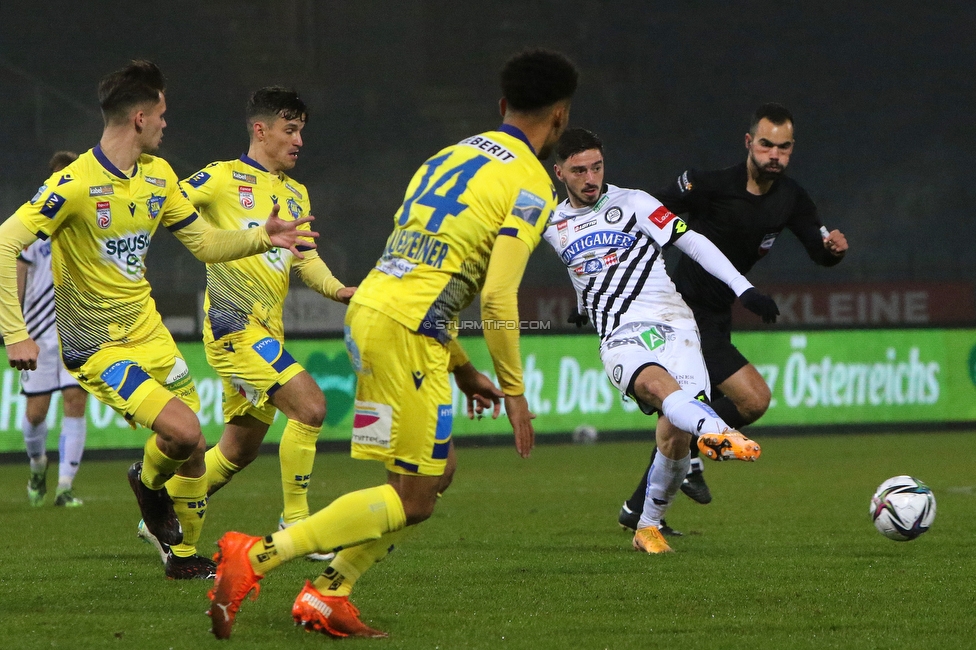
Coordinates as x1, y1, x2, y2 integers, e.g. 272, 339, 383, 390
625, 447, 657, 513
710, 396, 748, 429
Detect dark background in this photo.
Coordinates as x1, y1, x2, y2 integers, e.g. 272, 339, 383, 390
2, 1, 973, 320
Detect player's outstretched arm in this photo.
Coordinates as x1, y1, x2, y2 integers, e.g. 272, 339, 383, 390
481, 234, 536, 457
0, 217, 41, 368
674, 229, 779, 323
293, 250, 354, 303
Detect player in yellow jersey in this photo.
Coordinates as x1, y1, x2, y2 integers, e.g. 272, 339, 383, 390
133, 87, 355, 565
0, 61, 315, 580
207, 48, 579, 639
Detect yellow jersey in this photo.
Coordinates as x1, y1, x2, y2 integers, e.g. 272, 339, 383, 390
182, 155, 317, 342
13, 145, 198, 369
352, 126, 556, 342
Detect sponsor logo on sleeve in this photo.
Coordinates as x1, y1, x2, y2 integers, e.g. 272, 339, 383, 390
238, 186, 255, 209
89, 185, 114, 197
186, 171, 211, 188
758, 232, 778, 256
30, 184, 48, 204
232, 171, 258, 184
648, 205, 677, 229
145, 176, 166, 188
57, 174, 74, 186
511, 189, 546, 226
96, 201, 112, 229
604, 206, 623, 224
146, 194, 165, 220
39, 193, 66, 219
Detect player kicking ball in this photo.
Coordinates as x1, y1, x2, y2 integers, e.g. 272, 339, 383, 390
136, 87, 355, 566
544, 128, 775, 553
0, 60, 314, 580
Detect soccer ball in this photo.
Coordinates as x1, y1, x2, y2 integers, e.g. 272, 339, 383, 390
571, 424, 598, 444
870, 475, 936, 541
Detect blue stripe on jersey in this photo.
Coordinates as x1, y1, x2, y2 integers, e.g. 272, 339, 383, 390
499, 226, 519, 237
296, 244, 313, 252
394, 459, 420, 473
166, 213, 198, 232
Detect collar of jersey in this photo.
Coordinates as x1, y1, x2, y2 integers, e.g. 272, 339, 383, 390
495, 124, 534, 155
558, 184, 612, 217
239, 154, 270, 173
94, 144, 138, 179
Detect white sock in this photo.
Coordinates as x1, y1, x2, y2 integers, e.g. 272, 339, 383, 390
637, 451, 691, 529
57, 416, 86, 489
688, 457, 704, 476
23, 416, 48, 461
661, 391, 729, 436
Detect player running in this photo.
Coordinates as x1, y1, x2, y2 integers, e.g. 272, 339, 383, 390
618, 104, 849, 530
205, 48, 578, 639
546, 128, 777, 553
19, 151, 89, 508
0, 60, 314, 579
136, 87, 354, 565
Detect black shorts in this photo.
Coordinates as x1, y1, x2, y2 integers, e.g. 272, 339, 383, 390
691, 306, 749, 388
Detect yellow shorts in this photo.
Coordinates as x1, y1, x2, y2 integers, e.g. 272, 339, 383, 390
345, 303, 453, 476
205, 326, 304, 425
72, 323, 199, 428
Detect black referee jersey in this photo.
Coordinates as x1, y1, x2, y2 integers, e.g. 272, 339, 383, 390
654, 162, 841, 314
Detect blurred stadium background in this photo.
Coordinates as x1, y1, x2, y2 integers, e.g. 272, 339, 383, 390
3, 1, 973, 335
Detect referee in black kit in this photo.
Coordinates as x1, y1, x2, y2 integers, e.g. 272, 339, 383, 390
618, 103, 849, 532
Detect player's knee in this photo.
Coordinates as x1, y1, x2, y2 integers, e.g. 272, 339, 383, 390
402, 499, 436, 526
154, 407, 203, 457
736, 388, 770, 424
293, 394, 325, 428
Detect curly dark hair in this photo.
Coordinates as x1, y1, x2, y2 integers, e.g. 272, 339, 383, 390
501, 49, 578, 112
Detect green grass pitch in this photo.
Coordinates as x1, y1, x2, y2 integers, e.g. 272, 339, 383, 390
2, 431, 974, 649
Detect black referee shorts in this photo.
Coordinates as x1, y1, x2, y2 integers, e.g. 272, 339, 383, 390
691, 306, 750, 388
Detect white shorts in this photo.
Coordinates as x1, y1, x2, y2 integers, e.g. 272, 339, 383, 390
600, 321, 710, 415
20, 333, 79, 396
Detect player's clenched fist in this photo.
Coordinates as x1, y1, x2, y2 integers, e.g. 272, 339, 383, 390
6, 338, 39, 371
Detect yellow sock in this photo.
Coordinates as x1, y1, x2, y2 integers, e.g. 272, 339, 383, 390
313, 527, 413, 596
279, 419, 320, 523
166, 473, 208, 557
141, 434, 184, 490
205, 444, 241, 496
248, 484, 405, 576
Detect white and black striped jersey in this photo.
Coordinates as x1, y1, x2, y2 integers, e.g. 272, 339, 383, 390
543, 184, 698, 339
19, 239, 58, 344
